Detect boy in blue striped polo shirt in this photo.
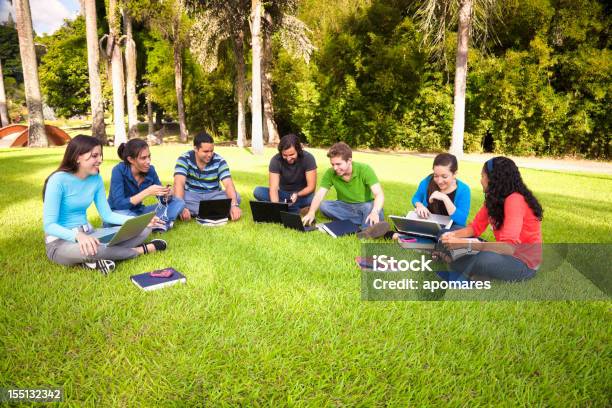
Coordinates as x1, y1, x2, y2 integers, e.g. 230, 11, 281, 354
174, 132, 242, 221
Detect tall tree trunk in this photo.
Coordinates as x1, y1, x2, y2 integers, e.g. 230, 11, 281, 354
146, 91, 154, 135
261, 10, 279, 145
155, 108, 163, 129
107, 0, 126, 145
123, 9, 138, 139
0, 59, 9, 126
233, 30, 247, 148
173, 19, 187, 143
450, 0, 472, 158
13, 0, 47, 147
250, 0, 264, 154
84, 0, 107, 144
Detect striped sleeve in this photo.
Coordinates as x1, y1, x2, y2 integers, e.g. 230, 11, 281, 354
174, 154, 189, 177
217, 157, 231, 181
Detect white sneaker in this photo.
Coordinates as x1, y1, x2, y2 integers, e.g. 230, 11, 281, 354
83, 259, 116, 276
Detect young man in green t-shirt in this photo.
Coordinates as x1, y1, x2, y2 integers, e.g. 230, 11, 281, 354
302, 142, 390, 238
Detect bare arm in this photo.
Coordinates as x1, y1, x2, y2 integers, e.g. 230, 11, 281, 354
302, 187, 328, 225
297, 169, 317, 197
222, 177, 242, 221
173, 174, 186, 200
269, 172, 280, 202
174, 174, 191, 220
365, 183, 384, 225
440, 226, 515, 255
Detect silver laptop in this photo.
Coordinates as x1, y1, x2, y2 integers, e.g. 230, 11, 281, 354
390, 211, 453, 238
92, 211, 155, 246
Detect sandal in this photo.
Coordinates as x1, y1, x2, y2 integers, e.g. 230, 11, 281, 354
140, 239, 168, 254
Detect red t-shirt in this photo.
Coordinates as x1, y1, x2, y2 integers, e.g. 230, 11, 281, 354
470, 192, 542, 269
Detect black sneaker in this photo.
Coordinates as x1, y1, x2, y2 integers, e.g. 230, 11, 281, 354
83, 259, 116, 276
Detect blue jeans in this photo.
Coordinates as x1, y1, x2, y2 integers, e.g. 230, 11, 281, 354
252, 186, 314, 213
106, 197, 185, 229
183, 189, 241, 216
319, 200, 384, 228
450, 251, 536, 282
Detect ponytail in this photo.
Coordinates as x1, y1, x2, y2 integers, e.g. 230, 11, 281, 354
117, 139, 149, 164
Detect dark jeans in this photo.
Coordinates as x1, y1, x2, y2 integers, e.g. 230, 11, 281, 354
451, 251, 536, 282
253, 186, 313, 213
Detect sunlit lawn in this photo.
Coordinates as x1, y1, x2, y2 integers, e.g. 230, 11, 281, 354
0, 144, 610, 405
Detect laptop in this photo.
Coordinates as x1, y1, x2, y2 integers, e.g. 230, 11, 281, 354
249, 200, 290, 223
92, 211, 156, 246
390, 211, 452, 238
280, 211, 317, 232
198, 198, 231, 221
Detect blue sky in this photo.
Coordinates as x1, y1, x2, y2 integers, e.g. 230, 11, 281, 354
0, 0, 80, 36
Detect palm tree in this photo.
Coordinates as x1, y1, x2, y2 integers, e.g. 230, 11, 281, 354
189, 0, 251, 147
100, 0, 127, 145
260, 1, 315, 145
84, 0, 107, 144
414, 0, 498, 158
250, 0, 264, 154
132, 0, 190, 143
0, 59, 9, 126
261, 9, 278, 144
123, 8, 139, 139
189, 0, 313, 148
12, 0, 48, 146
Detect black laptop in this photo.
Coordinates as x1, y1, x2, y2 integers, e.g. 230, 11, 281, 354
280, 211, 317, 232
249, 200, 290, 223
198, 198, 231, 220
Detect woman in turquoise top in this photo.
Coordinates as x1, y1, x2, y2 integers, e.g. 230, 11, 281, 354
411, 153, 471, 226
43, 135, 167, 275
393, 153, 471, 242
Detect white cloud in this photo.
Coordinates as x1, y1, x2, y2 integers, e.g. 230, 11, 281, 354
0, 0, 79, 36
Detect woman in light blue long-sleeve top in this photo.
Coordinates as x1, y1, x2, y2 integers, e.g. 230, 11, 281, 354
43, 135, 167, 275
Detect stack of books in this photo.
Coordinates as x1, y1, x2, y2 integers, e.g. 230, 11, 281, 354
196, 217, 228, 227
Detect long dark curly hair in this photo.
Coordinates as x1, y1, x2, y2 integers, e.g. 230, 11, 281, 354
483, 156, 543, 229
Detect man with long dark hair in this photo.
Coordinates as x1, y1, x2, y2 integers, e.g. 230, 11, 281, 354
253, 133, 317, 213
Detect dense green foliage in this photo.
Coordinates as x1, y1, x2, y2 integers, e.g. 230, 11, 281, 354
38, 17, 92, 118
0, 20, 25, 121
272, 0, 610, 158
0, 19, 22, 82
13, 0, 610, 158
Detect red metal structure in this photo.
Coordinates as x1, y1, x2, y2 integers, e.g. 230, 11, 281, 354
0, 124, 71, 147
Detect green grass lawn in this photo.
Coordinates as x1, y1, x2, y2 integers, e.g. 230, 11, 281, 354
0, 145, 610, 406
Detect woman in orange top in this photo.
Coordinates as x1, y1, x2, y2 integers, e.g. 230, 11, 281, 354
439, 156, 543, 281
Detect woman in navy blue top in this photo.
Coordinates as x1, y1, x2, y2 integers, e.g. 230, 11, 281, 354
108, 139, 184, 231
411, 153, 471, 226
